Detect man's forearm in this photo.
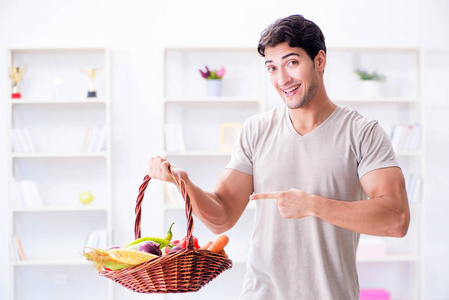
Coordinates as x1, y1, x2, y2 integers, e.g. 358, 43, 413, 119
311, 194, 410, 237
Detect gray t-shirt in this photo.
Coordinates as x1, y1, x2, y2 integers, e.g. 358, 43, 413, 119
226, 105, 399, 300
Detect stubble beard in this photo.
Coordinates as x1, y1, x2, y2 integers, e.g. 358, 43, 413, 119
283, 71, 319, 110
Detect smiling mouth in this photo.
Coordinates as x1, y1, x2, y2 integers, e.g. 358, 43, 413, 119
282, 85, 300, 94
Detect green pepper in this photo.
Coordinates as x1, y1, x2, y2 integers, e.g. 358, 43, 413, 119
124, 222, 175, 249
164, 222, 174, 242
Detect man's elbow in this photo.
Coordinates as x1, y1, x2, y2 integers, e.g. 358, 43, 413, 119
390, 210, 410, 238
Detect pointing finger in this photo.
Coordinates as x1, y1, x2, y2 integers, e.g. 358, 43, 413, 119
250, 192, 278, 200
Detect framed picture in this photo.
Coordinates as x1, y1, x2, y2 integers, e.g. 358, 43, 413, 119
219, 123, 242, 152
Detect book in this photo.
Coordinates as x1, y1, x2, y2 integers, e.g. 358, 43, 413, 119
84, 228, 108, 249
8, 177, 25, 208
12, 236, 26, 261
22, 128, 36, 153
11, 127, 36, 153
83, 125, 106, 153
390, 123, 422, 152
95, 125, 107, 152
81, 126, 93, 152
165, 124, 186, 152
19, 180, 44, 208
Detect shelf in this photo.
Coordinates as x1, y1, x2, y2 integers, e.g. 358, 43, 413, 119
334, 97, 421, 103
164, 97, 262, 104
11, 152, 108, 158
11, 206, 109, 213
10, 98, 107, 105
163, 203, 255, 211
164, 151, 231, 157
357, 255, 420, 262
395, 150, 423, 156
11, 259, 91, 266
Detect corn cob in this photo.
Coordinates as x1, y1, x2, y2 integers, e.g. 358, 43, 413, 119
108, 249, 158, 265
84, 248, 132, 271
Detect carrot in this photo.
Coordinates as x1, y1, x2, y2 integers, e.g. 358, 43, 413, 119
207, 235, 229, 253
199, 241, 213, 250
219, 249, 228, 258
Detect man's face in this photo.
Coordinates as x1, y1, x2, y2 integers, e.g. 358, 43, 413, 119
264, 42, 320, 109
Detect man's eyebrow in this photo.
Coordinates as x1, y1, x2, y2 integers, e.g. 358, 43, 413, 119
264, 53, 300, 65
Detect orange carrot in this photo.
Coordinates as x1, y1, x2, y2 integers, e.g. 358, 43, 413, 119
199, 241, 213, 250
219, 249, 228, 258
207, 235, 229, 253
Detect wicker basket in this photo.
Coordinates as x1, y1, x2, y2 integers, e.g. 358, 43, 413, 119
100, 169, 233, 293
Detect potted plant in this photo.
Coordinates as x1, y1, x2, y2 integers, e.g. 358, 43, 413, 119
354, 68, 386, 97
199, 66, 226, 97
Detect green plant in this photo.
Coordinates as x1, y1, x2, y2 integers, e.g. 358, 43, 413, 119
354, 68, 386, 81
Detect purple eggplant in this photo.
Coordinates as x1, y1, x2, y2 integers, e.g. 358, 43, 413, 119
138, 241, 162, 256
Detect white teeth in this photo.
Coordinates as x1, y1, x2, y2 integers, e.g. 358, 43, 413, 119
283, 86, 299, 93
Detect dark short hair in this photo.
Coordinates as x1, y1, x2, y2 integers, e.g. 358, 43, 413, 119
257, 14, 326, 61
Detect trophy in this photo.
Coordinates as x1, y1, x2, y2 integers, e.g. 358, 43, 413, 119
83, 68, 98, 98
9, 66, 26, 99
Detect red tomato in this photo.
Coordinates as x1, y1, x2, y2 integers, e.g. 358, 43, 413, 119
176, 236, 200, 249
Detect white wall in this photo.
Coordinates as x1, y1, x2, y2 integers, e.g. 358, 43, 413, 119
1, 0, 448, 299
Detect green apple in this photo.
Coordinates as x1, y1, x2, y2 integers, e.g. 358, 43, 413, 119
79, 192, 94, 205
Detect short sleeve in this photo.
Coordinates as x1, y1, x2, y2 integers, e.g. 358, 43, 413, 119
225, 119, 254, 175
357, 121, 399, 179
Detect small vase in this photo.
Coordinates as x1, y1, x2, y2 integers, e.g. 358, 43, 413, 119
359, 80, 381, 97
206, 79, 222, 97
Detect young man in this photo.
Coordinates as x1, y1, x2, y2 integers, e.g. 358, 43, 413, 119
149, 15, 410, 299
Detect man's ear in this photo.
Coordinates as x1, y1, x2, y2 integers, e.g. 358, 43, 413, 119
314, 50, 326, 72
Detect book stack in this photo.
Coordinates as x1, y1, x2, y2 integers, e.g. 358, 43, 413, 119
81, 125, 106, 153
390, 124, 421, 152
11, 127, 36, 153
9, 177, 44, 208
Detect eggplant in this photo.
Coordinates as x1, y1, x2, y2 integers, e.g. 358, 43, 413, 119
138, 241, 162, 256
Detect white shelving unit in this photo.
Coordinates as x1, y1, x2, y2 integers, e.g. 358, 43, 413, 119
5, 48, 113, 300
325, 47, 425, 300
161, 45, 265, 300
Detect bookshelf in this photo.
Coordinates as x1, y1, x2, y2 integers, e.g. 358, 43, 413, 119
5, 47, 113, 300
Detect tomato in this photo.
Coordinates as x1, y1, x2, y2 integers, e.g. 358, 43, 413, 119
175, 236, 200, 249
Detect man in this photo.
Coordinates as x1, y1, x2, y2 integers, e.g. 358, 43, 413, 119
149, 14, 410, 299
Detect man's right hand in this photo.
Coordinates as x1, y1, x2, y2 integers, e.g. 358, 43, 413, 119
148, 156, 182, 183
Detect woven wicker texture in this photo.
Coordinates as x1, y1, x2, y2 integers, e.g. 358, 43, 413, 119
101, 168, 233, 293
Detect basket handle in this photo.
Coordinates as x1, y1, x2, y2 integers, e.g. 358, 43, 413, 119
134, 167, 196, 250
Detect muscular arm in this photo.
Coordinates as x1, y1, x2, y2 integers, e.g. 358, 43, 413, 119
251, 167, 410, 237
149, 157, 253, 234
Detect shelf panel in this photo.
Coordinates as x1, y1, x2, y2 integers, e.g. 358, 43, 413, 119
334, 97, 421, 103
164, 97, 262, 104
164, 151, 231, 157
11, 152, 107, 158
11, 259, 91, 266
357, 255, 420, 262
395, 150, 423, 156
10, 98, 107, 104
11, 206, 109, 213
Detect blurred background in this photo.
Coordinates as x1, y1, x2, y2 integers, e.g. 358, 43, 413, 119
1, 0, 448, 299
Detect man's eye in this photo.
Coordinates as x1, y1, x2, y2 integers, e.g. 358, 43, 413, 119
288, 60, 298, 66
267, 66, 275, 73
